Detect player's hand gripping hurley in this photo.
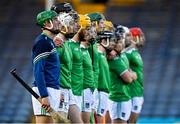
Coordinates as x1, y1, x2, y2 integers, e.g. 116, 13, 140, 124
10, 68, 70, 123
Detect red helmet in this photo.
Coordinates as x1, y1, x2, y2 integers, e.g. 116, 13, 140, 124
129, 27, 143, 37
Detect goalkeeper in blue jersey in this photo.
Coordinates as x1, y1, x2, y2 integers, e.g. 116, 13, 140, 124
32, 10, 61, 123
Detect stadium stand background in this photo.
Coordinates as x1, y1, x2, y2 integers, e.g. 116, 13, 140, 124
0, 0, 179, 123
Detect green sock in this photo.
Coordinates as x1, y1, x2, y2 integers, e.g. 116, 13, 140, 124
90, 111, 95, 124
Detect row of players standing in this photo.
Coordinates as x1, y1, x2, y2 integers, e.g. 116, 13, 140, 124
32, 2, 145, 124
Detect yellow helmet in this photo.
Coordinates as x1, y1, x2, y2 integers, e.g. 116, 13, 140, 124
104, 20, 114, 31
78, 14, 91, 29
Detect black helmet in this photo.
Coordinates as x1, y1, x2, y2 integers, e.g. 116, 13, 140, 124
51, 2, 73, 13
97, 31, 116, 48
97, 30, 115, 40
114, 24, 126, 40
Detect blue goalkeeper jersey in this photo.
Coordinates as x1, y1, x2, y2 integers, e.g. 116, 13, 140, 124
32, 33, 60, 97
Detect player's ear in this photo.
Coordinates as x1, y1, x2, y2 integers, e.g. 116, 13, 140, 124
44, 20, 53, 30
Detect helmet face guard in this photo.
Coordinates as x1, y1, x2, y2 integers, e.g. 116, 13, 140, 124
97, 31, 116, 49
57, 12, 75, 34
115, 25, 126, 40
69, 10, 79, 20
115, 25, 133, 48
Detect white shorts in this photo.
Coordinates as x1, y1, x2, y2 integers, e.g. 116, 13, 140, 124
32, 87, 60, 116
72, 95, 82, 111
58, 88, 75, 113
82, 88, 93, 112
69, 89, 76, 106
92, 89, 98, 110
96, 91, 109, 116
131, 97, 144, 113
109, 99, 132, 121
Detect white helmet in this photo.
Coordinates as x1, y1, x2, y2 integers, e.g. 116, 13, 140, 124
58, 12, 74, 28
122, 26, 129, 34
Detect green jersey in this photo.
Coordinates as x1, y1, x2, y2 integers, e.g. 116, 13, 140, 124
98, 51, 110, 93
56, 41, 72, 89
108, 55, 131, 102
68, 40, 83, 96
88, 43, 99, 89
81, 44, 95, 90
121, 52, 129, 67
125, 48, 144, 97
